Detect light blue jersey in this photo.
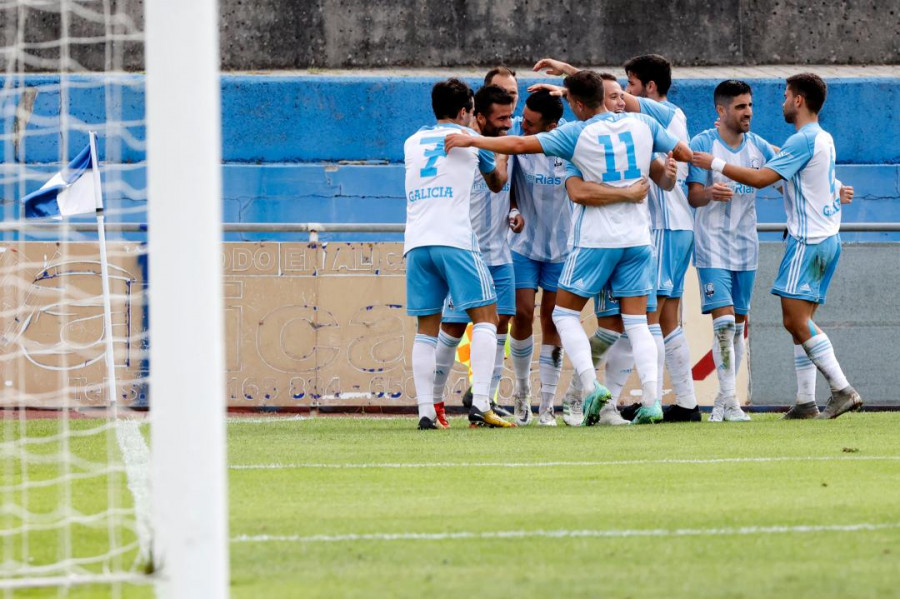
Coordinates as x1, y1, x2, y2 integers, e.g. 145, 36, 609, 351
468, 118, 520, 266
536, 112, 678, 249
765, 123, 842, 244
507, 151, 572, 262
403, 123, 496, 255
687, 128, 776, 270
637, 97, 693, 231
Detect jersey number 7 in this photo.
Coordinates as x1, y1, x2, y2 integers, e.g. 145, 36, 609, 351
419, 137, 446, 178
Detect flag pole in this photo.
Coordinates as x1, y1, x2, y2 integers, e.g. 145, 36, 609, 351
90, 132, 119, 408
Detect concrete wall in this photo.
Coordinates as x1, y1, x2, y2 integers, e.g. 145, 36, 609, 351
3, 1, 897, 70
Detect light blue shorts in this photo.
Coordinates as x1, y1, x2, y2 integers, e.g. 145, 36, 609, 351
698, 268, 757, 315
512, 250, 565, 293
653, 229, 694, 298
405, 246, 496, 316
558, 245, 653, 299
771, 234, 841, 305
443, 262, 515, 322
593, 284, 657, 318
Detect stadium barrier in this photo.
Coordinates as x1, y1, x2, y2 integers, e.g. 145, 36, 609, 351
1, 221, 897, 411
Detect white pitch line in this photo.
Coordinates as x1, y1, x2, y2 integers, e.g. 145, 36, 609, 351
232, 522, 900, 544
230, 455, 900, 471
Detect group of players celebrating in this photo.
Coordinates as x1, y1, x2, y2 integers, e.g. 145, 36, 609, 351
403, 53, 862, 430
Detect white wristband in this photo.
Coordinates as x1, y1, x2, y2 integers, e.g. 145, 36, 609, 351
710, 158, 727, 173
508, 208, 520, 218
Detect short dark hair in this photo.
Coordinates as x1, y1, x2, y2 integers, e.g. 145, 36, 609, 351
598, 72, 618, 83
623, 54, 672, 95
525, 90, 563, 125
786, 73, 827, 114
484, 66, 517, 86
431, 78, 474, 120
474, 85, 514, 116
714, 79, 753, 106
563, 70, 605, 109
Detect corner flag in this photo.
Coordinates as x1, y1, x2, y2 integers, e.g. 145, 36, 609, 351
22, 139, 101, 218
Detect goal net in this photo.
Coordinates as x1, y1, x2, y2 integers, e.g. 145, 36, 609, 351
0, 0, 227, 594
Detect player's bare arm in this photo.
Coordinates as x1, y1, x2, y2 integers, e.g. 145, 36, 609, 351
444, 133, 543, 156
508, 182, 525, 233
692, 151, 781, 188
671, 141, 693, 163
688, 181, 734, 208
565, 177, 649, 207
481, 153, 509, 193
649, 152, 677, 191
532, 57, 579, 77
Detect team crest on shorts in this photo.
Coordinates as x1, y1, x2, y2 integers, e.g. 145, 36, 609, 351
704, 282, 715, 298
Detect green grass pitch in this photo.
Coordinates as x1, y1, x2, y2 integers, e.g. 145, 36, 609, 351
9, 412, 900, 597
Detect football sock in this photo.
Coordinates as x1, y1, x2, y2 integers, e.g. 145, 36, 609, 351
552, 306, 596, 396
488, 333, 507, 401
649, 323, 665, 405
733, 321, 746, 374
622, 314, 658, 407
794, 344, 817, 405
470, 323, 497, 412
412, 334, 438, 420
432, 330, 461, 402
509, 335, 533, 396
591, 327, 620, 366
539, 344, 562, 412
605, 333, 633, 403
803, 332, 850, 392
664, 326, 697, 409
712, 315, 737, 404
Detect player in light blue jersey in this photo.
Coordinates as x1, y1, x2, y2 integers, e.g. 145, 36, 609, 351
403, 78, 514, 430
692, 73, 861, 420
431, 84, 522, 424
687, 80, 776, 422
445, 70, 693, 426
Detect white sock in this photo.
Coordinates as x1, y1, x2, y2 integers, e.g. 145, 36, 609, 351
733, 322, 746, 374
664, 326, 697, 409
433, 330, 461, 402
552, 306, 596, 396
803, 332, 850, 392
712, 315, 737, 406
566, 326, 619, 397
470, 323, 497, 411
539, 344, 562, 411
794, 344, 817, 404
413, 334, 438, 419
622, 314, 658, 407
649, 324, 665, 404
604, 333, 633, 402
510, 335, 533, 396
488, 334, 507, 401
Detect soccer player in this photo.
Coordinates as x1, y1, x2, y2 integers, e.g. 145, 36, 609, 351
692, 73, 861, 419
431, 84, 519, 426
686, 80, 776, 422
507, 89, 648, 426
445, 70, 692, 426
403, 78, 513, 429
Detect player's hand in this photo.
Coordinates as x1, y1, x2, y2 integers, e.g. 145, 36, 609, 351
533, 58, 575, 77
624, 178, 650, 203
444, 133, 474, 153
840, 185, 854, 204
691, 152, 714, 170
508, 210, 525, 233
527, 82, 567, 97
664, 151, 677, 180
709, 183, 734, 202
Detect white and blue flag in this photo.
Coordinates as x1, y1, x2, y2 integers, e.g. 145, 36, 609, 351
22, 140, 101, 218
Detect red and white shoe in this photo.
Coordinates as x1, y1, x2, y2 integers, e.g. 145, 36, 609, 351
434, 401, 450, 429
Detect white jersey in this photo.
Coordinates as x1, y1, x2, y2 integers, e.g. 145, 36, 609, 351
638, 97, 693, 231
508, 151, 572, 262
687, 129, 776, 270
536, 112, 678, 249
765, 123, 841, 244
403, 123, 496, 255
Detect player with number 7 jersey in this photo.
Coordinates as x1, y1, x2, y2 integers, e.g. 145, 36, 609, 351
444, 70, 692, 426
